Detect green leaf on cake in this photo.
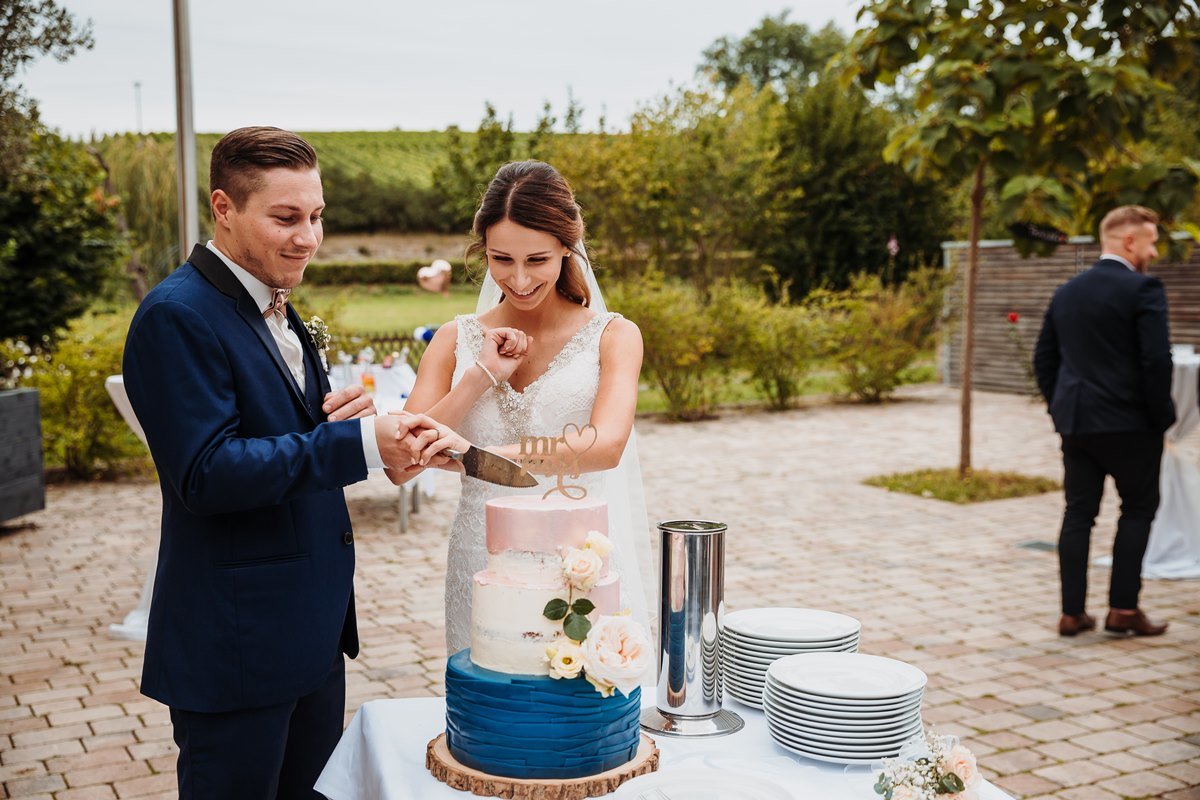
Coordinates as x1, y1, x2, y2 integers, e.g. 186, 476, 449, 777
570, 598, 596, 616
563, 613, 592, 642
543, 598, 569, 621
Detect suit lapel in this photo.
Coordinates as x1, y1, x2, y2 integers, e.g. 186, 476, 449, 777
187, 244, 313, 420
287, 304, 329, 421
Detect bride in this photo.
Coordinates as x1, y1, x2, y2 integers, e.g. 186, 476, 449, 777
388, 160, 654, 656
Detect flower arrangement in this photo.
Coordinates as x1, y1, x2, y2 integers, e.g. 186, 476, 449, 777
874, 730, 981, 800
542, 531, 651, 697
304, 316, 331, 371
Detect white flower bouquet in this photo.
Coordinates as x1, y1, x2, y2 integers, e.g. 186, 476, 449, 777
874, 730, 982, 800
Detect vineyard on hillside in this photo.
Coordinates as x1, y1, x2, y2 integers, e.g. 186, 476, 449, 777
99, 129, 457, 187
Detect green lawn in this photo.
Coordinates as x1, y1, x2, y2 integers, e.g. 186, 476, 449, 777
296, 283, 480, 335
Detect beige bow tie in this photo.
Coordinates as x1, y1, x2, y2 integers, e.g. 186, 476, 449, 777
263, 288, 291, 320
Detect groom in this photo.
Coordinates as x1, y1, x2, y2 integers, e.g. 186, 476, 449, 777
1033, 205, 1175, 638
123, 126, 432, 798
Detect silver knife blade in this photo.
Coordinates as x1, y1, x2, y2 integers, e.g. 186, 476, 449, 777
444, 447, 538, 487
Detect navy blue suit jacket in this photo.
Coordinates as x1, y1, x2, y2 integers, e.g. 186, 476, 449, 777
1033, 258, 1176, 436
124, 244, 367, 713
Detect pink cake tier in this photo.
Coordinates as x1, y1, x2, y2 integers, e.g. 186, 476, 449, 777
471, 495, 621, 674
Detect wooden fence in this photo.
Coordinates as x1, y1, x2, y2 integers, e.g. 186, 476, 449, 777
941, 236, 1200, 394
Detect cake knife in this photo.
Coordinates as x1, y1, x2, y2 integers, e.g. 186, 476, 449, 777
443, 447, 539, 487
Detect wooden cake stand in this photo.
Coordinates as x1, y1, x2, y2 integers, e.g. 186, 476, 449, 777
427, 732, 659, 799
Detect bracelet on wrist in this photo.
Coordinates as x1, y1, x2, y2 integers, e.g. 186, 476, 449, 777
474, 359, 500, 388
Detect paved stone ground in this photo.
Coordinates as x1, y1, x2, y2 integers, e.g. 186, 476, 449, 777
2, 385, 1198, 800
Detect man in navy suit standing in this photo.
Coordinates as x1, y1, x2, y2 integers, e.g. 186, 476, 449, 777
123, 127, 431, 798
1034, 205, 1176, 639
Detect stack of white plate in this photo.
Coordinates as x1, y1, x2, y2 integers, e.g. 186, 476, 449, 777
721, 608, 861, 708
763, 652, 927, 764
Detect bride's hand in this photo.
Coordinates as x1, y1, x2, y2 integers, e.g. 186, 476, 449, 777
478, 327, 532, 383
393, 412, 472, 469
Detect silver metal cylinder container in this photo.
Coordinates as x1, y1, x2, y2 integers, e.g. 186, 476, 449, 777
639, 519, 743, 737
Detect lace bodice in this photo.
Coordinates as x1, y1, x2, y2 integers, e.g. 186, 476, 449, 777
443, 312, 621, 655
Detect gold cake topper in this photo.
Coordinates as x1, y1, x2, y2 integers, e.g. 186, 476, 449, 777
518, 423, 597, 500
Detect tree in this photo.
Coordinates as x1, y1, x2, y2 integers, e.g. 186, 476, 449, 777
0, 131, 124, 341
699, 13, 846, 96
0, 1, 93, 173
766, 75, 954, 297
549, 81, 779, 295
432, 104, 524, 233
846, 0, 1200, 477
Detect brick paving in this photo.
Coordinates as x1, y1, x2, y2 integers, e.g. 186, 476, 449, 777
2, 385, 1198, 799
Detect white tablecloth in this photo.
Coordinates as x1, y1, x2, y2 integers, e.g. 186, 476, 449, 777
314, 696, 1013, 800
1142, 353, 1200, 578
104, 376, 155, 641
330, 363, 418, 414
328, 362, 436, 502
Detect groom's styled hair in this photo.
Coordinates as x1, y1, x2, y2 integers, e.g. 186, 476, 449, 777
210, 126, 318, 208
468, 160, 592, 307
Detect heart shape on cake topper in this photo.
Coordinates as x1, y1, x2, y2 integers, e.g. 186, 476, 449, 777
536, 422, 598, 501
559, 423, 598, 478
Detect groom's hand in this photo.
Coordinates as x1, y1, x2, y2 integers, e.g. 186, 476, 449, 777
323, 385, 376, 421
374, 414, 438, 469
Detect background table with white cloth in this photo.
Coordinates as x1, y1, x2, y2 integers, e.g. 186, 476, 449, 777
328, 362, 437, 532
314, 696, 1014, 800
1140, 350, 1200, 578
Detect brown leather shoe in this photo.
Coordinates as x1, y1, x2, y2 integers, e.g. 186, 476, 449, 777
1058, 612, 1096, 636
1104, 609, 1168, 636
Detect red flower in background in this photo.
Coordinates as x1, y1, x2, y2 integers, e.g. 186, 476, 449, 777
1007, 312, 1019, 324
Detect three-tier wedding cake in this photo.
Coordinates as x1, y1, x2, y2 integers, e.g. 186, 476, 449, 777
443, 495, 650, 780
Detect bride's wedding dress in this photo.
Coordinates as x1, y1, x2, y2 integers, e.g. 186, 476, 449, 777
443, 311, 651, 655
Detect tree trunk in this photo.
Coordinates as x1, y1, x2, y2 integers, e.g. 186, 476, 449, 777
959, 162, 985, 478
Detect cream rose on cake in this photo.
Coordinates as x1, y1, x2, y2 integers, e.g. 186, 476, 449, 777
544, 641, 585, 680
583, 530, 612, 558
562, 546, 604, 591
580, 615, 652, 698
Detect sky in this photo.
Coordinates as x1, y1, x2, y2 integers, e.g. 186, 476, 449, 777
18, 0, 864, 137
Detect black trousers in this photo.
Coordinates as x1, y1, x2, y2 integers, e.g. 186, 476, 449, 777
170, 655, 345, 800
1058, 432, 1163, 616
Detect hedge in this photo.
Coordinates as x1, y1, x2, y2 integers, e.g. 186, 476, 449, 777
304, 259, 469, 286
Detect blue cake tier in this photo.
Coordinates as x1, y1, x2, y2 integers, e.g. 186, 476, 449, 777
444, 649, 642, 780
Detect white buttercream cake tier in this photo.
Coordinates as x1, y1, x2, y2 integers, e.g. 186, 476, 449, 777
470, 495, 620, 675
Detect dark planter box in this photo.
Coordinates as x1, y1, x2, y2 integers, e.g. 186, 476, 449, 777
0, 388, 45, 524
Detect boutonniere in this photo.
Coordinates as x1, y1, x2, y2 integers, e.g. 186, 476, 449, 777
304, 316, 331, 371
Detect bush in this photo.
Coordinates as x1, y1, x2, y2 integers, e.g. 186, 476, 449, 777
811, 267, 947, 403
607, 275, 726, 420
747, 304, 825, 409
0, 130, 125, 342
705, 277, 823, 410
17, 314, 146, 478
303, 260, 467, 286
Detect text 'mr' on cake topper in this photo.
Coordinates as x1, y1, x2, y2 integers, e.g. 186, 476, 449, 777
517, 423, 597, 500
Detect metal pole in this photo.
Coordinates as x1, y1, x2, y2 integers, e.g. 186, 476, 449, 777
133, 81, 142, 134
172, 0, 199, 260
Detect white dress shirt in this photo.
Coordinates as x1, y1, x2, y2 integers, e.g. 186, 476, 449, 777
1100, 252, 1136, 272
205, 241, 384, 469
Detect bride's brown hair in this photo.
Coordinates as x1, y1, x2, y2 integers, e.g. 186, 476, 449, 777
466, 161, 591, 306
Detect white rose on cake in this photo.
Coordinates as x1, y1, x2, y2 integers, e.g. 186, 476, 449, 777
562, 547, 604, 591
583, 530, 612, 558
544, 641, 585, 680
581, 615, 652, 698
